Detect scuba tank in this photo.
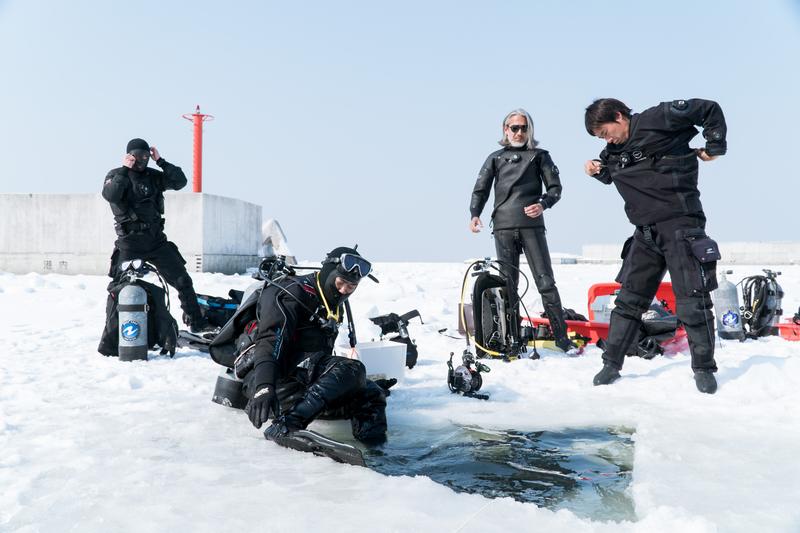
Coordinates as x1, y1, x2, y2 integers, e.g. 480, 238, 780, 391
740, 269, 784, 338
465, 258, 533, 359
118, 260, 149, 361
712, 270, 744, 341
766, 271, 784, 332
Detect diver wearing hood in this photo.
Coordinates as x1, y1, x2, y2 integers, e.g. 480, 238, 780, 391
100, 138, 206, 334
242, 247, 388, 446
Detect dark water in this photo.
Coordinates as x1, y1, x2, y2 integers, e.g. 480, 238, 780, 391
363, 425, 635, 522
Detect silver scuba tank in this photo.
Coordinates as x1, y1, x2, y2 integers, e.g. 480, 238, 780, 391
118, 282, 148, 361
764, 270, 784, 333
712, 270, 744, 341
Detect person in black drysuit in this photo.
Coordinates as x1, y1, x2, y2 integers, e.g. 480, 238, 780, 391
584, 98, 726, 394
100, 138, 205, 335
241, 247, 388, 446
470, 108, 578, 354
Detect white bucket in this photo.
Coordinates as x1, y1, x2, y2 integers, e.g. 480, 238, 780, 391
340, 341, 406, 380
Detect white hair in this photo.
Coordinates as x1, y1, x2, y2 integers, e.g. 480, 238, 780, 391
498, 108, 539, 149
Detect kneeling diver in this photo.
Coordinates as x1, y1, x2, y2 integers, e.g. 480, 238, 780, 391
239, 247, 388, 446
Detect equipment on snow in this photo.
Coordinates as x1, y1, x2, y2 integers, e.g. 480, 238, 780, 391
369, 309, 423, 369
196, 290, 243, 329
211, 367, 248, 409
461, 258, 535, 360
118, 275, 148, 361
447, 350, 490, 400
98, 259, 178, 360
740, 269, 784, 338
711, 270, 744, 341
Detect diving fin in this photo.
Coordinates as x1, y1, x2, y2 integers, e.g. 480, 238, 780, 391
176, 329, 216, 352
266, 428, 366, 467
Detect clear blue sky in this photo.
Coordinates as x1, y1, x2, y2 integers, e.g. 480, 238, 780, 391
1, 0, 798, 261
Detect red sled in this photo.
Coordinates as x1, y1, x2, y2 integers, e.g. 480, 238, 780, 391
525, 281, 686, 347
777, 320, 800, 341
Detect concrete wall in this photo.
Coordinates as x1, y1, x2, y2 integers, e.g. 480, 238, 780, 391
166, 193, 262, 274
581, 244, 624, 264
0, 193, 261, 275
582, 242, 800, 265
713, 242, 800, 265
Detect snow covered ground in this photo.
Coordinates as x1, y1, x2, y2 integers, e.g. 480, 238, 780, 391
1, 262, 799, 532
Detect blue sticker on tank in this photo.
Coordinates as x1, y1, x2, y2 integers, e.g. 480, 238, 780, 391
121, 321, 141, 340
722, 311, 740, 327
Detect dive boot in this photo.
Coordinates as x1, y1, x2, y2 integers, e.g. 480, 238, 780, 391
556, 337, 582, 356
186, 313, 213, 334
693, 370, 718, 394
546, 305, 582, 356
593, 364, 621, 386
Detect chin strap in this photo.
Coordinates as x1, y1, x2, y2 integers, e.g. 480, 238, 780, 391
315, 272, 340, 321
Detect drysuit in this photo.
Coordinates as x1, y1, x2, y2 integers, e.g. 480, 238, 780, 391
470, 147, 572, 345
591, 99, 726, 372
101, 158, 203, 325
240, 273, 387, 444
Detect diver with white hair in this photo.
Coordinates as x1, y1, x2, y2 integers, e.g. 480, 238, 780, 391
469, 109, 578, 355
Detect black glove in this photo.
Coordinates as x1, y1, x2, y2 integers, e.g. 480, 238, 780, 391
245, 385, 280, 428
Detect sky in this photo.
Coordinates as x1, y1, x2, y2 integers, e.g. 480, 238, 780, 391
0, 0, 799, 261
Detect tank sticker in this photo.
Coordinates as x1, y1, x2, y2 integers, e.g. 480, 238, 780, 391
722, 311, 740, 327
121, 321, 141, 340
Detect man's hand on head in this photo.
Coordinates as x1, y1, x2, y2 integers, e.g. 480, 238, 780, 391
122, 154, 135, 168
150, 146, 161, 162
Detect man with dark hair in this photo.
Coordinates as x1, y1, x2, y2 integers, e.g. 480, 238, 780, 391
100, 138, 206, 335
584, 98, 632, 136
241, 246, 388, 447
583, 98, 727, 393
470, 109, 578, 355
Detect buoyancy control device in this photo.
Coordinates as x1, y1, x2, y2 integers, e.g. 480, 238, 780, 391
740, 269, 784, 338
444, 258, 536, 400
462, 258, 534, 360
98, 259, 178, 360
711, 270, 745, 341
208, 256, 304, 409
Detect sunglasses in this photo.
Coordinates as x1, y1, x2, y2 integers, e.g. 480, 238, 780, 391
507, 124, 528, 133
